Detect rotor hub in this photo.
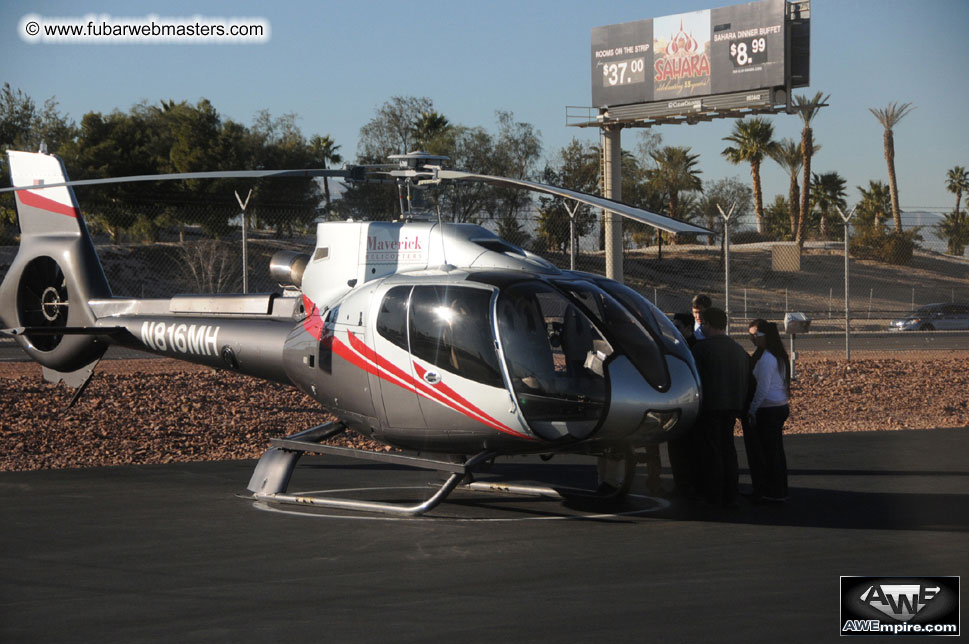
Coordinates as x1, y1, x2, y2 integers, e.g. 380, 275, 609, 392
41, 286, 66, 321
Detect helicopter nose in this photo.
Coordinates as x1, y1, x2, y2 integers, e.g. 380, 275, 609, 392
596, 354, 701, 443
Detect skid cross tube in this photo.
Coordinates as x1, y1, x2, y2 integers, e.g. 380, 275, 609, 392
246, 423, 497, 516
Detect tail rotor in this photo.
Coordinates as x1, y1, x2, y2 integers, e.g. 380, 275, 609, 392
16, 256, 71, 351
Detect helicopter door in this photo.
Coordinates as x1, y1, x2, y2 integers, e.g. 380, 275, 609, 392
406, 285, 523, 442
372, 285, 425, 429
496, 282, 609, 440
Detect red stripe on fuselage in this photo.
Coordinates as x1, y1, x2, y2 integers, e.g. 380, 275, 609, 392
18, 190, 79, 218
345, 332, 514, 435
302, 294, 324, 341
337, 331, 532, 440
410, 362, 527, 438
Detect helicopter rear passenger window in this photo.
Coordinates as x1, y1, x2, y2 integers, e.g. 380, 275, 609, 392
408, 286, 503, 388
376, 286, 411, 351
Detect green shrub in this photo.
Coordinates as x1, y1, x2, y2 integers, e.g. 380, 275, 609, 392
849, 227, 919, 265
731, 230, 772, 245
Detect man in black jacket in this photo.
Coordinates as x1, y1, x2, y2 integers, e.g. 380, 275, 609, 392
691, 307, 749, 507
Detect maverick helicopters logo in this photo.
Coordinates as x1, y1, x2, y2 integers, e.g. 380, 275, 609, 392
840, 577, 959, 636
365, 233, 426, 264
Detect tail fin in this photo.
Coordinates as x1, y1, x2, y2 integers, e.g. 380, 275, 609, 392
0, 150, 112, 371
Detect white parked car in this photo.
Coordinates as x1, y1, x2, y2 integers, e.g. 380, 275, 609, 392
890, 303, 969, 331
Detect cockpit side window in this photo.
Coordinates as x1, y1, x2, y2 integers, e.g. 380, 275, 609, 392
408, 285, 504, 388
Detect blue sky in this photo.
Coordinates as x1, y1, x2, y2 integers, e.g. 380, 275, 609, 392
2, 0, 967, 213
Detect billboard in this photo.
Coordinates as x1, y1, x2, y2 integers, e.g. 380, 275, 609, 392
591, 0, 796, 109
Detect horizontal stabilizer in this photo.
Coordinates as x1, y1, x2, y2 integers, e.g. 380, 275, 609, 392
1, 326, 126, 337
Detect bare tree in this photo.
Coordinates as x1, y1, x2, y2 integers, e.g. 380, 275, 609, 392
180, 240, 242, 294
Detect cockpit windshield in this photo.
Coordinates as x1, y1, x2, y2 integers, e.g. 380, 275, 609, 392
592, 278, 693, 368
554, 279, 670, 391
496, 282, 608, 440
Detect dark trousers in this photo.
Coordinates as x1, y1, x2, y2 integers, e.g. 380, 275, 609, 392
743, 404, 789, 499
667, 428, 698, 496
696, 410, 740, 506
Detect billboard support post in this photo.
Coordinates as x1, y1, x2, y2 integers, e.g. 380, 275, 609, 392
602, 125, 623, 282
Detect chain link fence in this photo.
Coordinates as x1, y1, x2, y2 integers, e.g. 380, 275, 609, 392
1, 201, 967, 335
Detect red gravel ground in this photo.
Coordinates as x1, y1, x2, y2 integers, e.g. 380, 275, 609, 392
1, 352, 967, 471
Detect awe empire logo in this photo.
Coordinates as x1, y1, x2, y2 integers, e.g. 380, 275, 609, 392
841, 577, 959, 637
860, 583, 939, 621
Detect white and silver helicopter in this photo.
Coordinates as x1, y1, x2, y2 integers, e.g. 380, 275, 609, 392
0, 149, 709, 515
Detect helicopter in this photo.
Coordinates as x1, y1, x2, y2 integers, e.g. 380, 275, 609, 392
0, 148, 710, 515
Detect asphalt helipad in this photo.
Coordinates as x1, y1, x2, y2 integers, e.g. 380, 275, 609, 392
2, 428, 967, 643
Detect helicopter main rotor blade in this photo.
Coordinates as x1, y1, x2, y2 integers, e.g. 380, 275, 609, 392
434, 169, 712, 236
0, 168, 361, 194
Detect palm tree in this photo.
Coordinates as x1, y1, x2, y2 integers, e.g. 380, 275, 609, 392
721, 117, 778, 234
945, 166, 969, 214
413, 110, 451, 152
856, 180, 892, 229
809, 171, 847, 240
309, 135, 342, 211
769, 137, 819, 238
648, 146, 703, 220
869, 102, 915, 232
936, 210, 969, 256
793, 91, 829, 248
647, 146, 702, 259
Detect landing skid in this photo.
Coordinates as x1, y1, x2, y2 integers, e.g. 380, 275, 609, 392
245, 423, 637, 517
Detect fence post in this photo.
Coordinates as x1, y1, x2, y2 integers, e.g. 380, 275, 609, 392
235, 189, 253, 294
716, 202, 737, 333
836, 206, 857, 360
564, 201, 581, 271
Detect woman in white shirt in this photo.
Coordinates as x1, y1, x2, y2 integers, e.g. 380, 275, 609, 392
744, 319, 791, 502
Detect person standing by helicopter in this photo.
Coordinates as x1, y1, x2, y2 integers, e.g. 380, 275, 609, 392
744, 319, 791, 502
691, 294, 712, 341
672, 312, 696, 348
690, 307, 749, 507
